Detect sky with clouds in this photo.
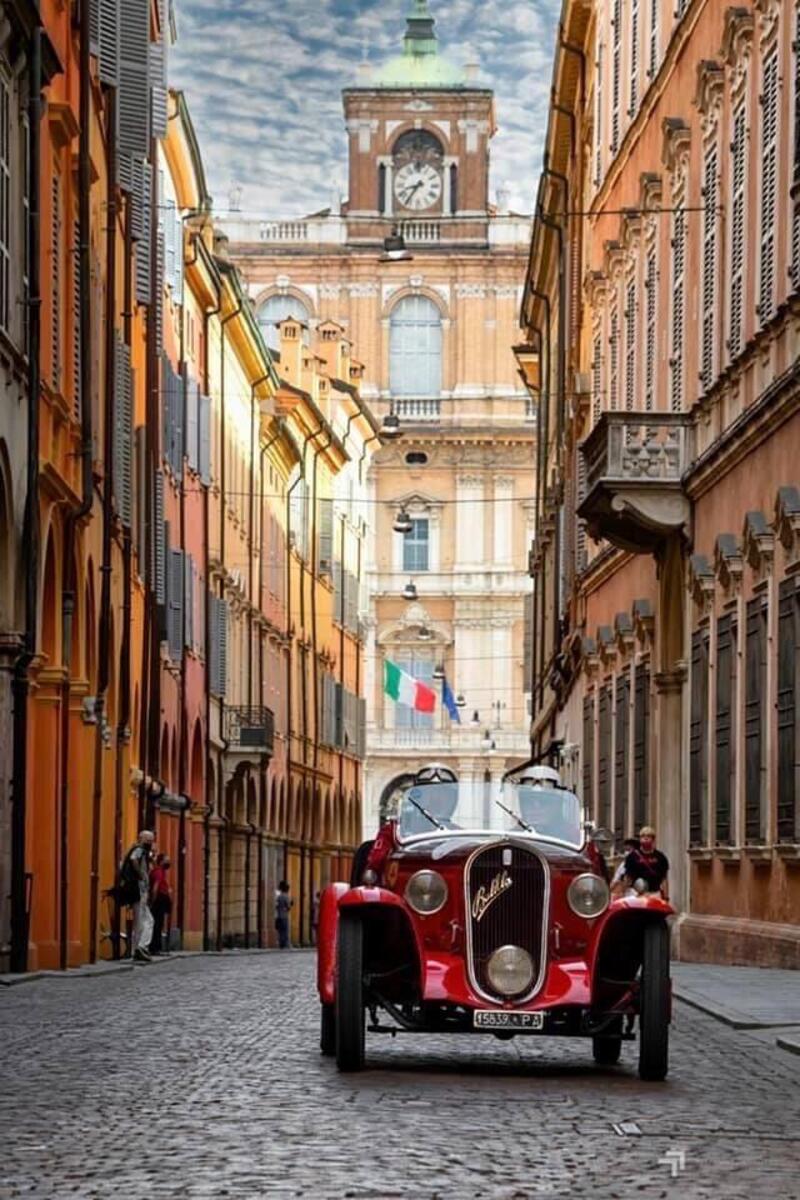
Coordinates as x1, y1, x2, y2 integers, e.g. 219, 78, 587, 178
169, 0, 559, 218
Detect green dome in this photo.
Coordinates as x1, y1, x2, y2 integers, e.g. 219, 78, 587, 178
373, 0, 466, 90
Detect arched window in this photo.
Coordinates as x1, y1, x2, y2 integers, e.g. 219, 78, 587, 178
389, 295, 442, 396
257, 294, 310, 352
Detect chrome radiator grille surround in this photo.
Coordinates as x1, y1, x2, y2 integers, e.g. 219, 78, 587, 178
464, 842, 549, 1004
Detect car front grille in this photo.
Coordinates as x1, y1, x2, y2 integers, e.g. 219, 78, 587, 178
465, 842, 548, 1003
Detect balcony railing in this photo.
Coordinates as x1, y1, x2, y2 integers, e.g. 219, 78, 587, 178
393, 397, 441, 420
224, 706, 275, 756
398, 219, 442, 243
578, 412, 693, 553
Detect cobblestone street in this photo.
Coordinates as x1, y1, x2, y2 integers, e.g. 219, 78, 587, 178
0, 952, 798, 1199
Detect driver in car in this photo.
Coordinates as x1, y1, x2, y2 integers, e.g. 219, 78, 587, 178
366, 764, 459, 878
516, 765, 576, 842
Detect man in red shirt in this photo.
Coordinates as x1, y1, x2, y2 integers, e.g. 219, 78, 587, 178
148, 854, 173, 955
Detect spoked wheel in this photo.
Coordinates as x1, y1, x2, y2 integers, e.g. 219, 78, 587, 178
638, 921, 670, 1081
335, 913, 365, 1072
320, 1003, 335, 1056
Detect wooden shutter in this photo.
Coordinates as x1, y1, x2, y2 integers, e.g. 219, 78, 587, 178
758, 49, 779, 326
583, 692, 595, 817
209, 597, 229, 698
644, 248, 656, 410
198, 392, 211, 485
689, 629, 710, 845
648, 0, 659, 76
777, 579, 799, 841
729, 104, 746, 358
523, 590, 533, 691
167, 547, 184, 661
51, 175, 61, 390
71, 222, 81, 421
134, 159, 151, 304
134, 424, 146, 570
614, 672, 630, 843
633, 663, 650, 830
624, 279, 636, 411
98, 0, 120, 86
317, 498, 333, 577
701, 141, 718, 391
153, 470, 166, 605
745, 598, 767, 843
149, 40, 167, 138
118, 0, 150, 160
670, 202, 686, 412
184, 553, 194, 651
609, 305, 619, 410
611, 0, 621, 153
629, 0, 639, 115
594, 41, 603, 186
715, 613, 737, 845
598, 684, 612, 828
185, 372, 198, 472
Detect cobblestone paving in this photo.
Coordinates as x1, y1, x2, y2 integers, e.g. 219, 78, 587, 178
1, 952, 798, 1199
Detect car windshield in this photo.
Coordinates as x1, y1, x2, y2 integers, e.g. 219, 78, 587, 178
396, 781, 583, 846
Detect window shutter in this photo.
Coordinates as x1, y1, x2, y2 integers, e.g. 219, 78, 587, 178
172, 359, 184, 473
154, 227, 164, 357
576, 451, 587, 571
633, 663, 650, 829
582, 692, 595, 816
689, 629, 710, 846
357, 696, 366, 759
592, 332, 602, 423
523, 590, 533, 691
317, 498, 333, 576
51, 175, 61, 391
113, 335, 133, 526
794, 7, 800, 186
134, 424, 146, 570
598, 683, 612, 828
670, 202, 686, 411
729, 104, 746, 359
167, 547, 184, 660
700, 141, 718, 391
644, 247, 657, 410
611, 0, 621, 153
72, 222, 81, 422
185, 373, 199, 471
608, 305, 619, 410
89, 0, 100, 53
184, 552, 194, 650
198, 392, 211, 485
98, 0, 120, 86
164, 198, 176, 289
149, 40, 167, 138
119, 0, 150, 160
648, 0, 659, 77
334, 682, 344, 748
745, 598, 767, 843
594, 40, 603, 187
614, 672, 630, 843
624, 278, 635, 411
173, 207, 184, 305
134, 159, 151, 304
154, 470, 166, 605
715, 614, 736, 845
629, 0, 639, 115
777, 579, 799, 842
758, 50, 778, 326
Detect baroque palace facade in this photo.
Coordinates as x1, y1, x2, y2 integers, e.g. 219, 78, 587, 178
221, 0, 536, 833
520, 0, 800, 966
0, 0, 374, 970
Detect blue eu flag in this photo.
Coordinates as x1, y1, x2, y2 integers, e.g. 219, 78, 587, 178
442, 678, 461, 723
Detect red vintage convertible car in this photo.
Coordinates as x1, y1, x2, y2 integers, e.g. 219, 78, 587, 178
317, 763, 674, 1079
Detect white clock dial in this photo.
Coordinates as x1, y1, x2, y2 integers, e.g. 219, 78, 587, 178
393, 162, 443, 211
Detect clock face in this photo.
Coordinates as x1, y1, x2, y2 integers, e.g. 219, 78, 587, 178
394, 162, 442, 211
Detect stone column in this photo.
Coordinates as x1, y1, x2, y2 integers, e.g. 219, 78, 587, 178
654, 534, 689, 914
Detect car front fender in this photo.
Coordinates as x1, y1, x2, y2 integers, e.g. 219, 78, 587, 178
317, 882, 350, 1005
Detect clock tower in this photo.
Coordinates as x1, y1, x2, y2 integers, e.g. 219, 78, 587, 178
343, 0, 495, 245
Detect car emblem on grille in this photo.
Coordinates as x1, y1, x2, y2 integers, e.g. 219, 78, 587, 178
471, 869, 512, 922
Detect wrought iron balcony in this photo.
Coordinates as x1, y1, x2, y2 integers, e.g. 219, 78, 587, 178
223, 706, 275, 756
578, 413, 693, 553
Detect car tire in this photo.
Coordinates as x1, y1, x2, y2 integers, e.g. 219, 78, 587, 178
638, 921, 670, 1082
320, 1003, 335, 1056
592, 1035, 622, 1065
336, 913, 365, 1072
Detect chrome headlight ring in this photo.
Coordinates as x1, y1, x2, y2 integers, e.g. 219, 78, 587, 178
567, 872, 610, 919
404, 869, 448, 915
486, 944, 535, 997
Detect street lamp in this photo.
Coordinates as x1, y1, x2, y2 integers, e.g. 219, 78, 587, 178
481, 729, 496, 753
380, 411, 402, 440
380, 228, 413, 263
393, 508, 413, 534
402, 580, 418, 601
432, 663, 445, 680
455, 693, 466, 708
470, 709, 481, 728
417, 625, 433, 641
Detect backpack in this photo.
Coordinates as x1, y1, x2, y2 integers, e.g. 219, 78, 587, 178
114, 850, 141, 908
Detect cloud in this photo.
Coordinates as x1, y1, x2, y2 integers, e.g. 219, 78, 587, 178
169, 0, 558, 216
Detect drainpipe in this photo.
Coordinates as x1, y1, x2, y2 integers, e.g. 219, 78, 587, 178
201, 268, 221, 951
89, 84, 118, 963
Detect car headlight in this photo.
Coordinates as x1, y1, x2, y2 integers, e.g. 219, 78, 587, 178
486, 945, 534, 996
568, 873, 610, 918
404, 869, 448, 915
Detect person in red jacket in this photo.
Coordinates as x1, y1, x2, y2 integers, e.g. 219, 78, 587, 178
148, 854, 172, 955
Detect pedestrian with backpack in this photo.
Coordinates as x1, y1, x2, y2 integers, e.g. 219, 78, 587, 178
119, 830, 156, 962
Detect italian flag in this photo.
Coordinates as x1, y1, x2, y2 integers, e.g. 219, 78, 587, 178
383, 659, 436, 713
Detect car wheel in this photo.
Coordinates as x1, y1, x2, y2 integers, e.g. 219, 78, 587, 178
592, 1035, 622, 1065
336, 913, 365, 1072
320, 1002, 335, 1056
638, 921, 670, 1081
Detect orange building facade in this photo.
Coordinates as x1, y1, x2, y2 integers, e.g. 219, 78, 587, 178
521, 0, 800, 966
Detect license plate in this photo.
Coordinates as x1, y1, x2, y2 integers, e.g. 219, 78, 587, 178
473, 1010, 544, 1030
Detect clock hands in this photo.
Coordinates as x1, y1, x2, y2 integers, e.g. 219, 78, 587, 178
398, 179, 424, 205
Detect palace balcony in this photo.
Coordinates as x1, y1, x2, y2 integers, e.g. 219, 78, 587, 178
578, 412, 693, 553
223, 706, 275, 758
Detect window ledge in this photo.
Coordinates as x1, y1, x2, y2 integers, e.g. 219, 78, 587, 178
688, 846, 713, 862
775, 843, 800, 862
715, 846, 741, 864
742, 844, 772, 863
